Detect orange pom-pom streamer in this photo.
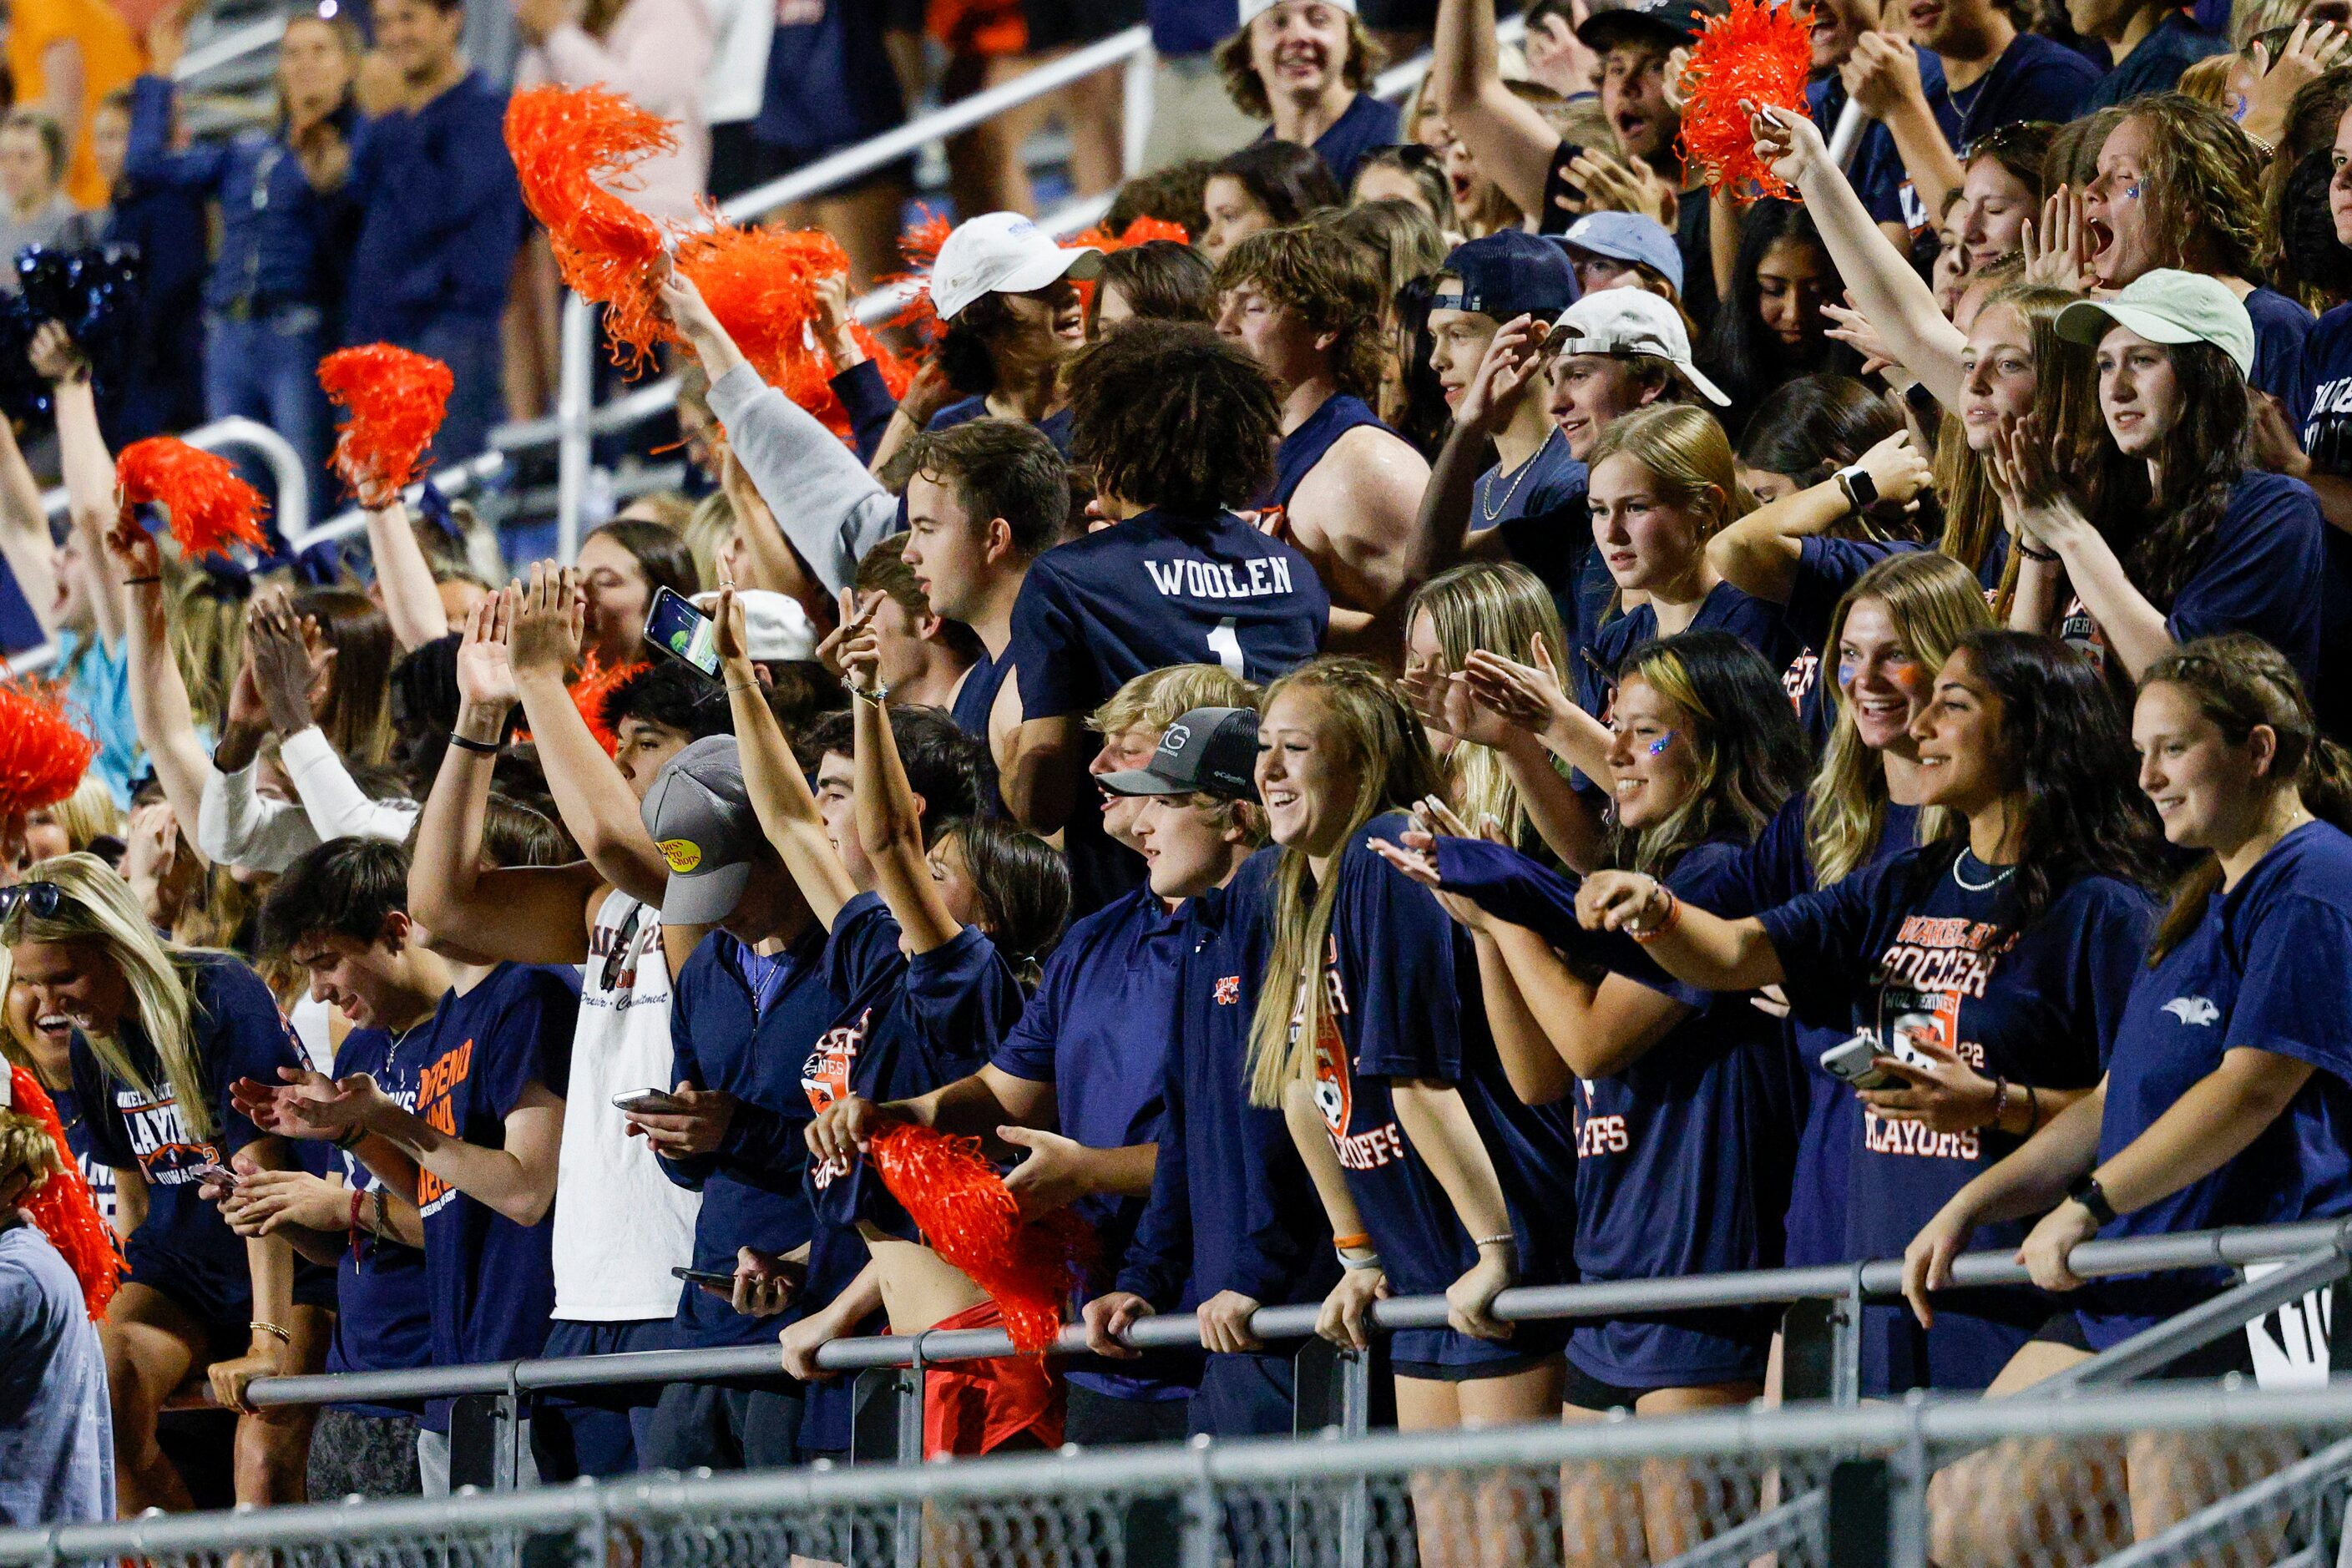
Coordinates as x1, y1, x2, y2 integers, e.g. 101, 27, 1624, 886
870, 1123, 1093, 1353
0, 678, 96, 816
7, 1065, 125, 1321
568, 654, 645, 757
503, 84, 678, 372
1066, 215, 1191, 250
1676, 0, 1816, 203
115, 438, 269, 561
318, 344, 455, 496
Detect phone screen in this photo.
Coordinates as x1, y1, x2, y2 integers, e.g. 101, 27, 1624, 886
645, 587, 721, 678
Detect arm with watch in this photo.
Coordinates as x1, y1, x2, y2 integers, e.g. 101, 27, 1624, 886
1704, 427, 1935, 606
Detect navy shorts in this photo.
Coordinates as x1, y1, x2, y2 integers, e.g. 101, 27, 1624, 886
1190, 1352, 1297, 1439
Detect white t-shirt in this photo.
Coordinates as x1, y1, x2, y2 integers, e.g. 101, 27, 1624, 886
551, 888, 700, 1322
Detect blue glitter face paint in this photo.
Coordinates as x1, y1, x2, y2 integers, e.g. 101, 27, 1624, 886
1646, 732, 1675, 758
2124, 182, 2141, 201
1837, 660, 1859, 691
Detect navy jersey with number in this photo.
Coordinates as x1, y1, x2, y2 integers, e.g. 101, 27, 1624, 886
2076, 822, 2352, 1346
1757, 847, 2152, 1391
72, 953, 306, 1324
1302, 814, 1579, 1371
1007, 508, 1328, 722
398, 963, 578, 1431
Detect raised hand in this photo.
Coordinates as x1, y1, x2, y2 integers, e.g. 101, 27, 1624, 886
812, 586, 881, 680
28, 321, 85, 384
506, 561, 584, 680
2021, 185, 2093, 292
1822, 298, 1900, 380
1839, 31, 1925, 120
1461, 632, 1575, 736
456, 589, 518, 712
1454, 314, 1548, 436
1746, 100, 1824, 188
1854, 427, 1935, 509
1565, 149, 1677, 228
812, 271, 864, 371
246, 589, 333, 737
2244, 19, 2352, 145
710, 580, 751, 665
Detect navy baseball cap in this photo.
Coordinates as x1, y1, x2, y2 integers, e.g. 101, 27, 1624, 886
1579, 0, 1713, 51
1560, 212, 1684, 295
1098, 707, 1261, 802
1433, 230, 1581, 323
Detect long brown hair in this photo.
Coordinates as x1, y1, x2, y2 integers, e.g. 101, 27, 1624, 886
2142, 634, 2352, 960
1245, 658, 1444, 1108
297, 588, 396, 765
2081, 335, 2252, 610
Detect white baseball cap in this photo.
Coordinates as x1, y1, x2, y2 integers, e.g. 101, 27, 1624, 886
1543, 289, 1729, 407
2054, 268, 2256, 380
1239, 0, 1358, 22
694, 588, 815, 662
930, 212, 1103, 324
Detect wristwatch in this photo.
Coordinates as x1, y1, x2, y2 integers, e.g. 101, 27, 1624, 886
2066, 1171, 2117, 1227
1834, 463, 1879, 513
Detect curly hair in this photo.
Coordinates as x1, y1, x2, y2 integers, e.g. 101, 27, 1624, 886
1068, 320, 1281, 513
1213, 223, 1389, 403
2107, 94, 2269, 282
1214, 8, 1384, 119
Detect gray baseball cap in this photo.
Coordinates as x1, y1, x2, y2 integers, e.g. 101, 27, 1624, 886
1099, 707, 1262, 802
641, 735, 760, 925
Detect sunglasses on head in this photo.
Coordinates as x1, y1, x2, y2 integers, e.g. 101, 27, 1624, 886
0, 882, 64, 926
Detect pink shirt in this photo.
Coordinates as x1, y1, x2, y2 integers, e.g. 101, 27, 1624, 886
520, 0, 715, 227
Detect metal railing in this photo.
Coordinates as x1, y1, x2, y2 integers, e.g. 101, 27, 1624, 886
10, 1377, 2352, 1566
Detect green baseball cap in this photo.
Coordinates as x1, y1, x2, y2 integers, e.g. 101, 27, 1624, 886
2054, 269, 2256, 380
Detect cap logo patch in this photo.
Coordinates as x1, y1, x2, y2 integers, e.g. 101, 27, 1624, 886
660, 838, 703, 873
1162, 724, 1191, 753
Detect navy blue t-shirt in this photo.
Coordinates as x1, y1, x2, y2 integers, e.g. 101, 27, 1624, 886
1267, 393, 1389, 513
401, 963, 577, 1431
325, 1024, 431, 1408
1117, 851, 1339, 1316
992, 883, 1191, 1400
1257, 93, 1399, 191
47, 1083, 115, 1231
950, 647, 1009, 743
73, 954, 306, 1325
2291, 302, 2352, 741
1298, 815, 1581, 1370
0, 564, 39, 656
1147, 0, 1236, 54
756, 0, 906, 157
1477, 431, 1613, 657
1009, 508, 1327, 721
1808, 58, 1950, 238
1926, 33, 2102, 150
928, 397, 1076, 457
1757, 847, 2152, 1391
1578, 580, 1803, 716
662, 925, 837, 1349
2057, 471, 2327, 711
2080, 14, 2228, 111
2247, 287, 2315, 411
1551, 839, 1798, 1388
2076, 822, 2352, 1346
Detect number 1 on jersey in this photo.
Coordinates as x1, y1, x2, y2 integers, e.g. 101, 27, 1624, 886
1206, 618, 1243, 675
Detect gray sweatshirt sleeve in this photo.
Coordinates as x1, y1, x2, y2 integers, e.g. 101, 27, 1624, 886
707, 362, 903, 596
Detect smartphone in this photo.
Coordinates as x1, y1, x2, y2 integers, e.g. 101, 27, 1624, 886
613, 1088, 686, 1115
1819, 1030, 1935, 1090
644, 585, 721, 679
671, 1266, 739, 1291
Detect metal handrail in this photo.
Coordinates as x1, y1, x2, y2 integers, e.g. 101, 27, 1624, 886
228, 1217, 2349, 1412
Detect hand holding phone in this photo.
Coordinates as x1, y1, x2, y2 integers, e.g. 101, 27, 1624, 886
643, 586, 721, 679
614, 1088, 687, 1115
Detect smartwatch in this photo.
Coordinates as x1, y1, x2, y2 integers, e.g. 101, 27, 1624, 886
1834, 463, 1879, 513
2066, 1171, 2117, 1227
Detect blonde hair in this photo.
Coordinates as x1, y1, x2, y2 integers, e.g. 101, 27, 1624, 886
1585, 404, 1753, 615
0, 1106, 61, 1193
1246, 659, 1444, 1109
1406, 562, 1565, 847
683, 491, 736, 594
33, 776, 123, 853
1089, 662, 1260, 740
0, 854, 217, 1140
1805, 553, 1990, 886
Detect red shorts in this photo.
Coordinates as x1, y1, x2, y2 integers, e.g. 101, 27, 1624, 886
923, 1299, 1065, 1459
928, 0, 1029, 56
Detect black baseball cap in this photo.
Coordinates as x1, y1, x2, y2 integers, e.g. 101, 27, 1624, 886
1578, 0, 1713, 53
1434, 230, 1580, 323
1098, 707, 1261, 802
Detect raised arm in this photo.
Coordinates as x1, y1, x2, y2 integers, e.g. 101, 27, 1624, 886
1577, 869, 1787, 990
1432, 0, 1568, 215
716, 584, 858, 929
0, 416, 53, 634
37, 325, 125, 647
407, 591, 605, 964
352, 475, 452, 652
1706, 428, 1934, 605
104, 523, 215, 845
1752, 104, 1967, 407
841, 621, 961, 953
506, 565, 673, 905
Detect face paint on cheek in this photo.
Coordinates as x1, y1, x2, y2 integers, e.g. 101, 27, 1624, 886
1836, 661, 1858, 690
1646, 732, 1676, 758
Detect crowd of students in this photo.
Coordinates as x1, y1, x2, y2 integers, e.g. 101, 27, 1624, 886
12, 0, 2352, 1557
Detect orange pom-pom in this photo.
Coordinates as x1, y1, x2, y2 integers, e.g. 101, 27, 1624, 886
883, 206, 956, 347
1066, 215, 1191, 250
1677, 0, 1816, 203
0, 678, 96, 816
7, 1065, 125, 1321
568, 653, 645, 756
116, 438, 268, 560
503, 84, 678, 372
318, 344, 455, 496
869, 1123, 1093, 1353
675, 224, 849, 397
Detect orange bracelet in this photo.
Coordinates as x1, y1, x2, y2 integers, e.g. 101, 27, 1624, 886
1332, 1232, 1373, 1251
1628, 886, 1682, 944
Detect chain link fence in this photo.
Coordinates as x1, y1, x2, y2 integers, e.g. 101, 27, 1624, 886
14, 1385, 2352, 1568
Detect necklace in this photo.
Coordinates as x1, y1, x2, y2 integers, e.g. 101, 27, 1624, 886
1951, 848, 2016, 893
1479, 427, 1556, 524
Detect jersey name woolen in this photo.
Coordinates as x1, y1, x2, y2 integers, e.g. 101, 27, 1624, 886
1143, 556, 1297, 599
